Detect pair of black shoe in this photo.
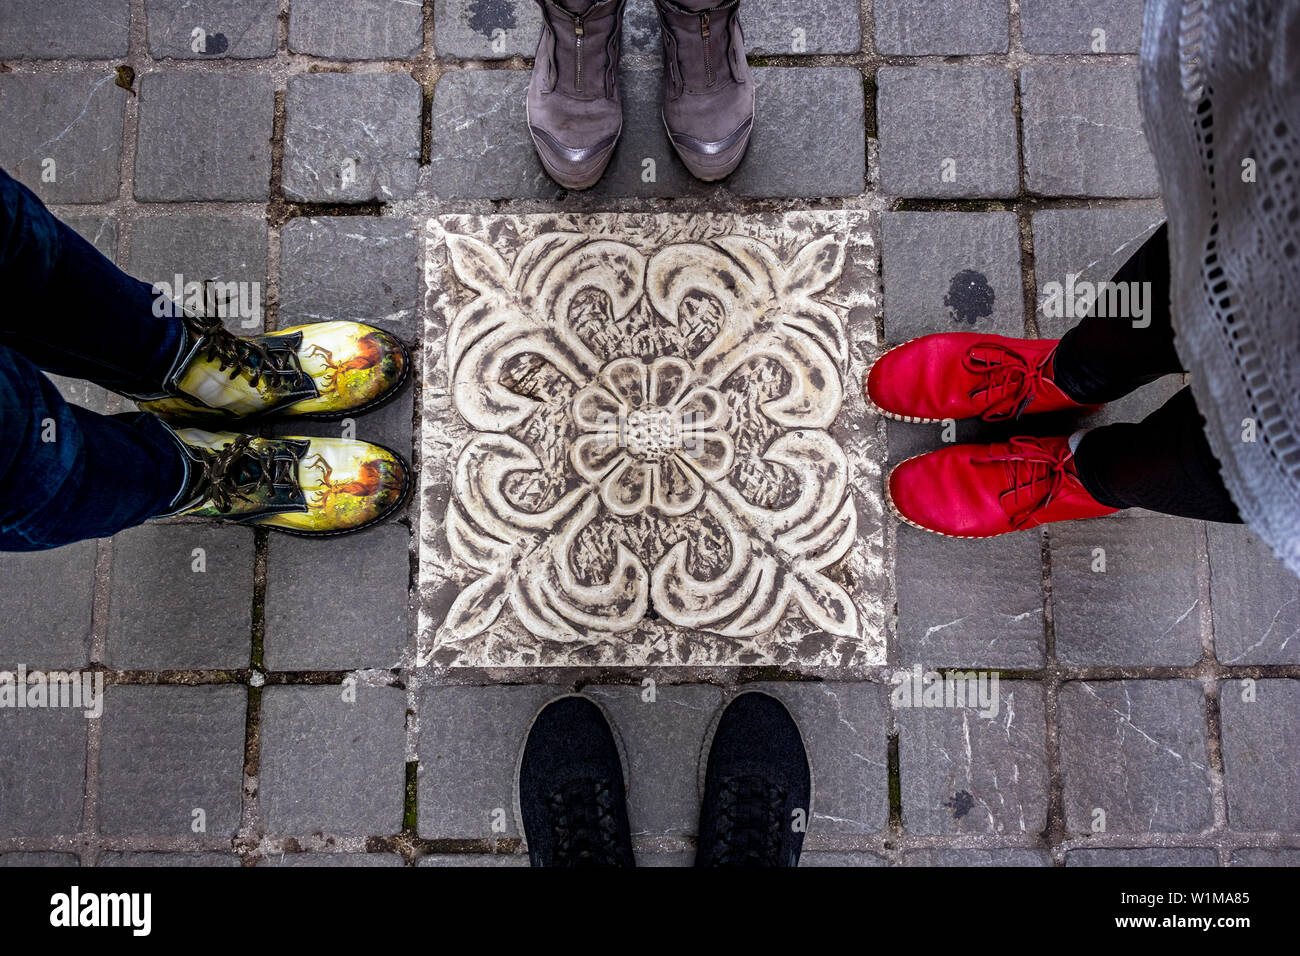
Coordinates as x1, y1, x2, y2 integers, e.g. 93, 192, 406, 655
517, 691, 811, 867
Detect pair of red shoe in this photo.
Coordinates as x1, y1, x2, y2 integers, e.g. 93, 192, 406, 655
866, 333, 1120, 538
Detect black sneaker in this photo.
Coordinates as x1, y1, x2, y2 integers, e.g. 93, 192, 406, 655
696, 692, 811, 867
517, 696, 635, 867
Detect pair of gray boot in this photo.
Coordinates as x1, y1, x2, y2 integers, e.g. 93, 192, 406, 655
527, 0, 753, 188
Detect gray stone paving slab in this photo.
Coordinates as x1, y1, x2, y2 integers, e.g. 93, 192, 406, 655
1208, 525, 1300, 665
263, 852, 404, 867
738, 1, 865, 55
0, 0, 129, 59
259, 684, 406, 836
427, 68, 864, 199
730, 68, 865, 199
416, 684, 557, 840
0, 542, 97, 669
288, 0, 423, 60
635, 851, 696, 867
127, 214, 268, 333
45, 373, 116, 415
1031, 206, 1166, 339
877, 67, 1019, 199
1059, 680, 1213, 835
426, 70, 557, 200
800, 851, 889, 866
282, 73, 422, 203
417, 853, 529, 867
895, 527, 1046, 668
620, 2, 863, 56
279, 217, 420, 339
0, 852, 79, 866
0, 707, 87, 837
1021, 66, 1158, 198
135, 73, 274, 201
441, 1, 862, 60
1021, 0, 1143, 54
1219, 679, 1300, 832
583, 684, 723, 838
1230, 848, 1300, 866
747, 682, 889, 835
1072, 371, 1187, 436
585, 69, 720, 201
64, 216, 120, 260
1049, 517, 1204, 667
881, 211, 1025, 343
885, 415, 986, 470
433, 0, 540, 58
0, 73, 126, 203
898, 681, 1048, 835
98, 852, 241, 866
904, 848, 1052, 866
263, 523, 410, 671
621, 4, 661, 55
1066, 847, 1218, 866
144, 0, 280, 59
97, 685, 245, 837
106, 524, 254, 670
874, 0, 1009, 55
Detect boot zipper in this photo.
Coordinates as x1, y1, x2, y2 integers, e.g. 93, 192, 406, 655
575, 18, 585, 92
699, 12, 713, 86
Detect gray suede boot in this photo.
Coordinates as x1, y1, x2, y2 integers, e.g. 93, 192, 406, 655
655, 0, 754, 181
527, 0, 627, 190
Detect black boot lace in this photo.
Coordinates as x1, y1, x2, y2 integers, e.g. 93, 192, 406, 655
181, 309, 299, 391
188, 435, 298, 514
709, 774, 787, 867
546, 777, 626, 866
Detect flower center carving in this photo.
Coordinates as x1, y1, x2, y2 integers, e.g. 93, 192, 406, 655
624, 407, 678, 460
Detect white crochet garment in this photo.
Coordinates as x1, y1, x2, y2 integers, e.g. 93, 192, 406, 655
1141, 0, 1300, 575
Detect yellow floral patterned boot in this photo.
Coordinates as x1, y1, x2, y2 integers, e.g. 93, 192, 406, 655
135, 312, 408, 423
161, 428, 410, 536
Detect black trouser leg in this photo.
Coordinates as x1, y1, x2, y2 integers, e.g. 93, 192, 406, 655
1051, 224, 1186, 404
1073, 387, 1242, 522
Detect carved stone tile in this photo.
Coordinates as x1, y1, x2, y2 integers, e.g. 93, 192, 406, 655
419, 211, 883, 667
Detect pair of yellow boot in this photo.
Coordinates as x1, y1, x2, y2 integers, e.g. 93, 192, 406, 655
147, 313, 410, 536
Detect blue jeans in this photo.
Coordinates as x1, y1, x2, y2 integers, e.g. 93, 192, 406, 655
0, 168, 187, 551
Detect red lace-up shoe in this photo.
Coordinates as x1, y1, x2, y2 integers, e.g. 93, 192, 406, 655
887, 434, 1120, 538
865, 333, 1097, 423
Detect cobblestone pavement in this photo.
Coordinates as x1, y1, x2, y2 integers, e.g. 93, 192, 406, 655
1, 0, 1298, 867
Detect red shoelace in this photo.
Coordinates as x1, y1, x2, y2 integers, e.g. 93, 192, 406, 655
971, 436, 1075, 529
962, 341, 1055, 421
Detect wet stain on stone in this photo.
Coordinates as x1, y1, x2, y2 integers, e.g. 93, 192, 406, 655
944, 269, 994, 326
944, 790, 974, 819
468, 0, 516, 36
